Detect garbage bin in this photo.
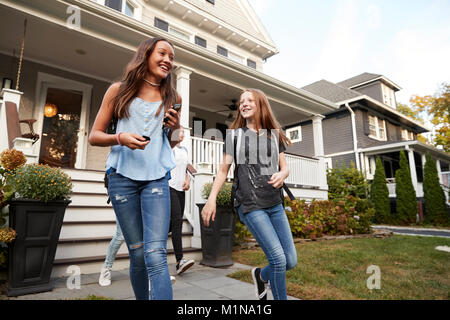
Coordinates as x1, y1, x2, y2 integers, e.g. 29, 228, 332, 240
197, 203, 236, 267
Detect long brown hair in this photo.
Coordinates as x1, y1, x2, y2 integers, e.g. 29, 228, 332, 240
112, 37, 179, 119
230, 88, 292, 147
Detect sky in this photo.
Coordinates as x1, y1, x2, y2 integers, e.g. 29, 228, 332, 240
248, 0, 450, 104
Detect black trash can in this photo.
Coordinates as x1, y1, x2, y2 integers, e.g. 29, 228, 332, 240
197, 203, 236, 267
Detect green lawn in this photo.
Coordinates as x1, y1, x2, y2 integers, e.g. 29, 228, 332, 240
229, 235, 450, 300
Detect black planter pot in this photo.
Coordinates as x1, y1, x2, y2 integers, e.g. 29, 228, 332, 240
197, 203, 236, 268
7, 198, 71, 297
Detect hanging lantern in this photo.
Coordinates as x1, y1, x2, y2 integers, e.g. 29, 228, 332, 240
44, 103, 58, 118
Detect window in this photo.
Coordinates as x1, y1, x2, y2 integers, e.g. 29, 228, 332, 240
169, 26, 190, 41
401, 129, 414, 141
247, 59, 256, 69
217, 45, 228, 57
368, 115, 387, 141
206, 0, 215, 4
286, 126, 302, 143
195, 36, 207, 48
155, 17, 169, 32
103, 0, 136, 17
382, 83, 396, 108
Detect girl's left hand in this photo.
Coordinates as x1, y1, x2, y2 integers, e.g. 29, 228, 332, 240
268, 172, 285, 189
163, 107, 181, 130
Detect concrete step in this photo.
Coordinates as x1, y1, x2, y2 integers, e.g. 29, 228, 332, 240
51, 247, 203, 278
55, 232, 194, 260
59, 219, 192, 239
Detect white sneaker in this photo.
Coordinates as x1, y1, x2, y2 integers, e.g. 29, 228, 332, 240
176, 259, 195, 275
171, 275, 176, 284
99, 267, 112, 286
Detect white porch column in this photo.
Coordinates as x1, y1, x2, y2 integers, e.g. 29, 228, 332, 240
191, 163, 214, 248
312, 115, 328, 191
436, 159, 443, 185
175, 66, 192, 156
405, 146, 418, 196
1, 89, 23, 111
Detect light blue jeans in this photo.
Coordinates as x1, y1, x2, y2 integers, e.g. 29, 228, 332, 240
108, 169, 172, 300
103, 218, 125, 269
238, 203, 297, 300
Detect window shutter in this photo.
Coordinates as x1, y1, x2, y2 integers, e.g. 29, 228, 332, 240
362, 111, 370, 135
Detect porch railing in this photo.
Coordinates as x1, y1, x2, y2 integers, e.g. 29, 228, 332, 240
285, 154, 322, 187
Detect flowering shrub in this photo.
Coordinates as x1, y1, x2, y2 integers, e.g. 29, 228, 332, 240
284, 195, 374, 239
0, 149, 27, 172
8, 164, 72, 202
0, 227, 16, 243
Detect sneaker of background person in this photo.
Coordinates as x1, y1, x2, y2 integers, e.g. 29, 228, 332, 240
99, 267, 112, 286
176, 259, 195, 275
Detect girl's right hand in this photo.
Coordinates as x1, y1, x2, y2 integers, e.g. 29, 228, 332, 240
201, 200, 216, 227
119, 132, 150, 150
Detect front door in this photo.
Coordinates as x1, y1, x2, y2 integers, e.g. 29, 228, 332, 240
34, 73, 91, 169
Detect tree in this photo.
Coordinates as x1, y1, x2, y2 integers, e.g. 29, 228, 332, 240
410, 83, 450, 152
397, 103, 428, 144
395, 151, 417, 224
423, 153, 448, 225
370, 157, 391, 224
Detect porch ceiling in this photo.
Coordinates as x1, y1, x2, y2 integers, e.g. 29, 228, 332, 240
0, 2, 134, 83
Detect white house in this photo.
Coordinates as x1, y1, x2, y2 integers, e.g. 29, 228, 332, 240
0, 0, 338, 276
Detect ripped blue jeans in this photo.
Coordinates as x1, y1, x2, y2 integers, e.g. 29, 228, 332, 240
107, 168, 172, 300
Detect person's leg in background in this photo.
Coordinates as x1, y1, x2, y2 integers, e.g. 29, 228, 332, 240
170, 187, 194, 275
99, 218, 125, 286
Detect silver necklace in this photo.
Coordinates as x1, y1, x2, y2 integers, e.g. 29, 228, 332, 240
143, 78, 161, 87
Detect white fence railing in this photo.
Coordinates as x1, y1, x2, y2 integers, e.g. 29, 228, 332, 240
284, 154, 322, 187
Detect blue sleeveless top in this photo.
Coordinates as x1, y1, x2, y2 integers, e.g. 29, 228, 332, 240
106, 97, 175, 181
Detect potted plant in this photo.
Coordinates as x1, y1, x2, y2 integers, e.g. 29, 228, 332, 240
1, 150, 72, 297
196, 182, 236, 267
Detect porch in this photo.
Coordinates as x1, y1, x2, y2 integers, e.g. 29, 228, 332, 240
0, 0, 336, 274
358, 141, 450, 204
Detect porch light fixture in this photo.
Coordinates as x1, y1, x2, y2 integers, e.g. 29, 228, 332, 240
44, 103, 58, 118
2, 78, 12, 89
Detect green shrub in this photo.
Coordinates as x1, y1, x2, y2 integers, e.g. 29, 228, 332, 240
395, 151, 417, 224
370, 157, 391, 224
8, 164, 72, 202
423, 153, 448, 225
327, 162, 369, 201
201, 182, 233, 207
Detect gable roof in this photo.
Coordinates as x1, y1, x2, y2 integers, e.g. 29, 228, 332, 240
301, 80, 363, 103
337, 72, 402, 91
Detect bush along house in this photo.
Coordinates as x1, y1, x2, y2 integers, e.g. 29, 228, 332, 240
285, 72, 450, 217
0, 0, 338, 277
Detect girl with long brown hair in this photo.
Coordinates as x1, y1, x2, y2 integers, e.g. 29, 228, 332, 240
201, 88, 297, 300
89, 37, 181, 300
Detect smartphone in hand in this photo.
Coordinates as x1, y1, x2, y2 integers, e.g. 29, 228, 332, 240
162, 103, 181, 128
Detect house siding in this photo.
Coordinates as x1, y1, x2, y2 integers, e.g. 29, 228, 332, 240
332, 153, 356, 168
352, 82, 382, 103
323, 110, 354, 155
285, 122, 314, 157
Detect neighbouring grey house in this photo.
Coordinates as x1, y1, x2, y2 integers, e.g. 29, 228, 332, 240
283, 72, 450, 205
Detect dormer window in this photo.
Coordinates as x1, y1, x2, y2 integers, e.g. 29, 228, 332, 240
286, 126, 302, 143
382, 83, 396, 108
95, 0, 139, 18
